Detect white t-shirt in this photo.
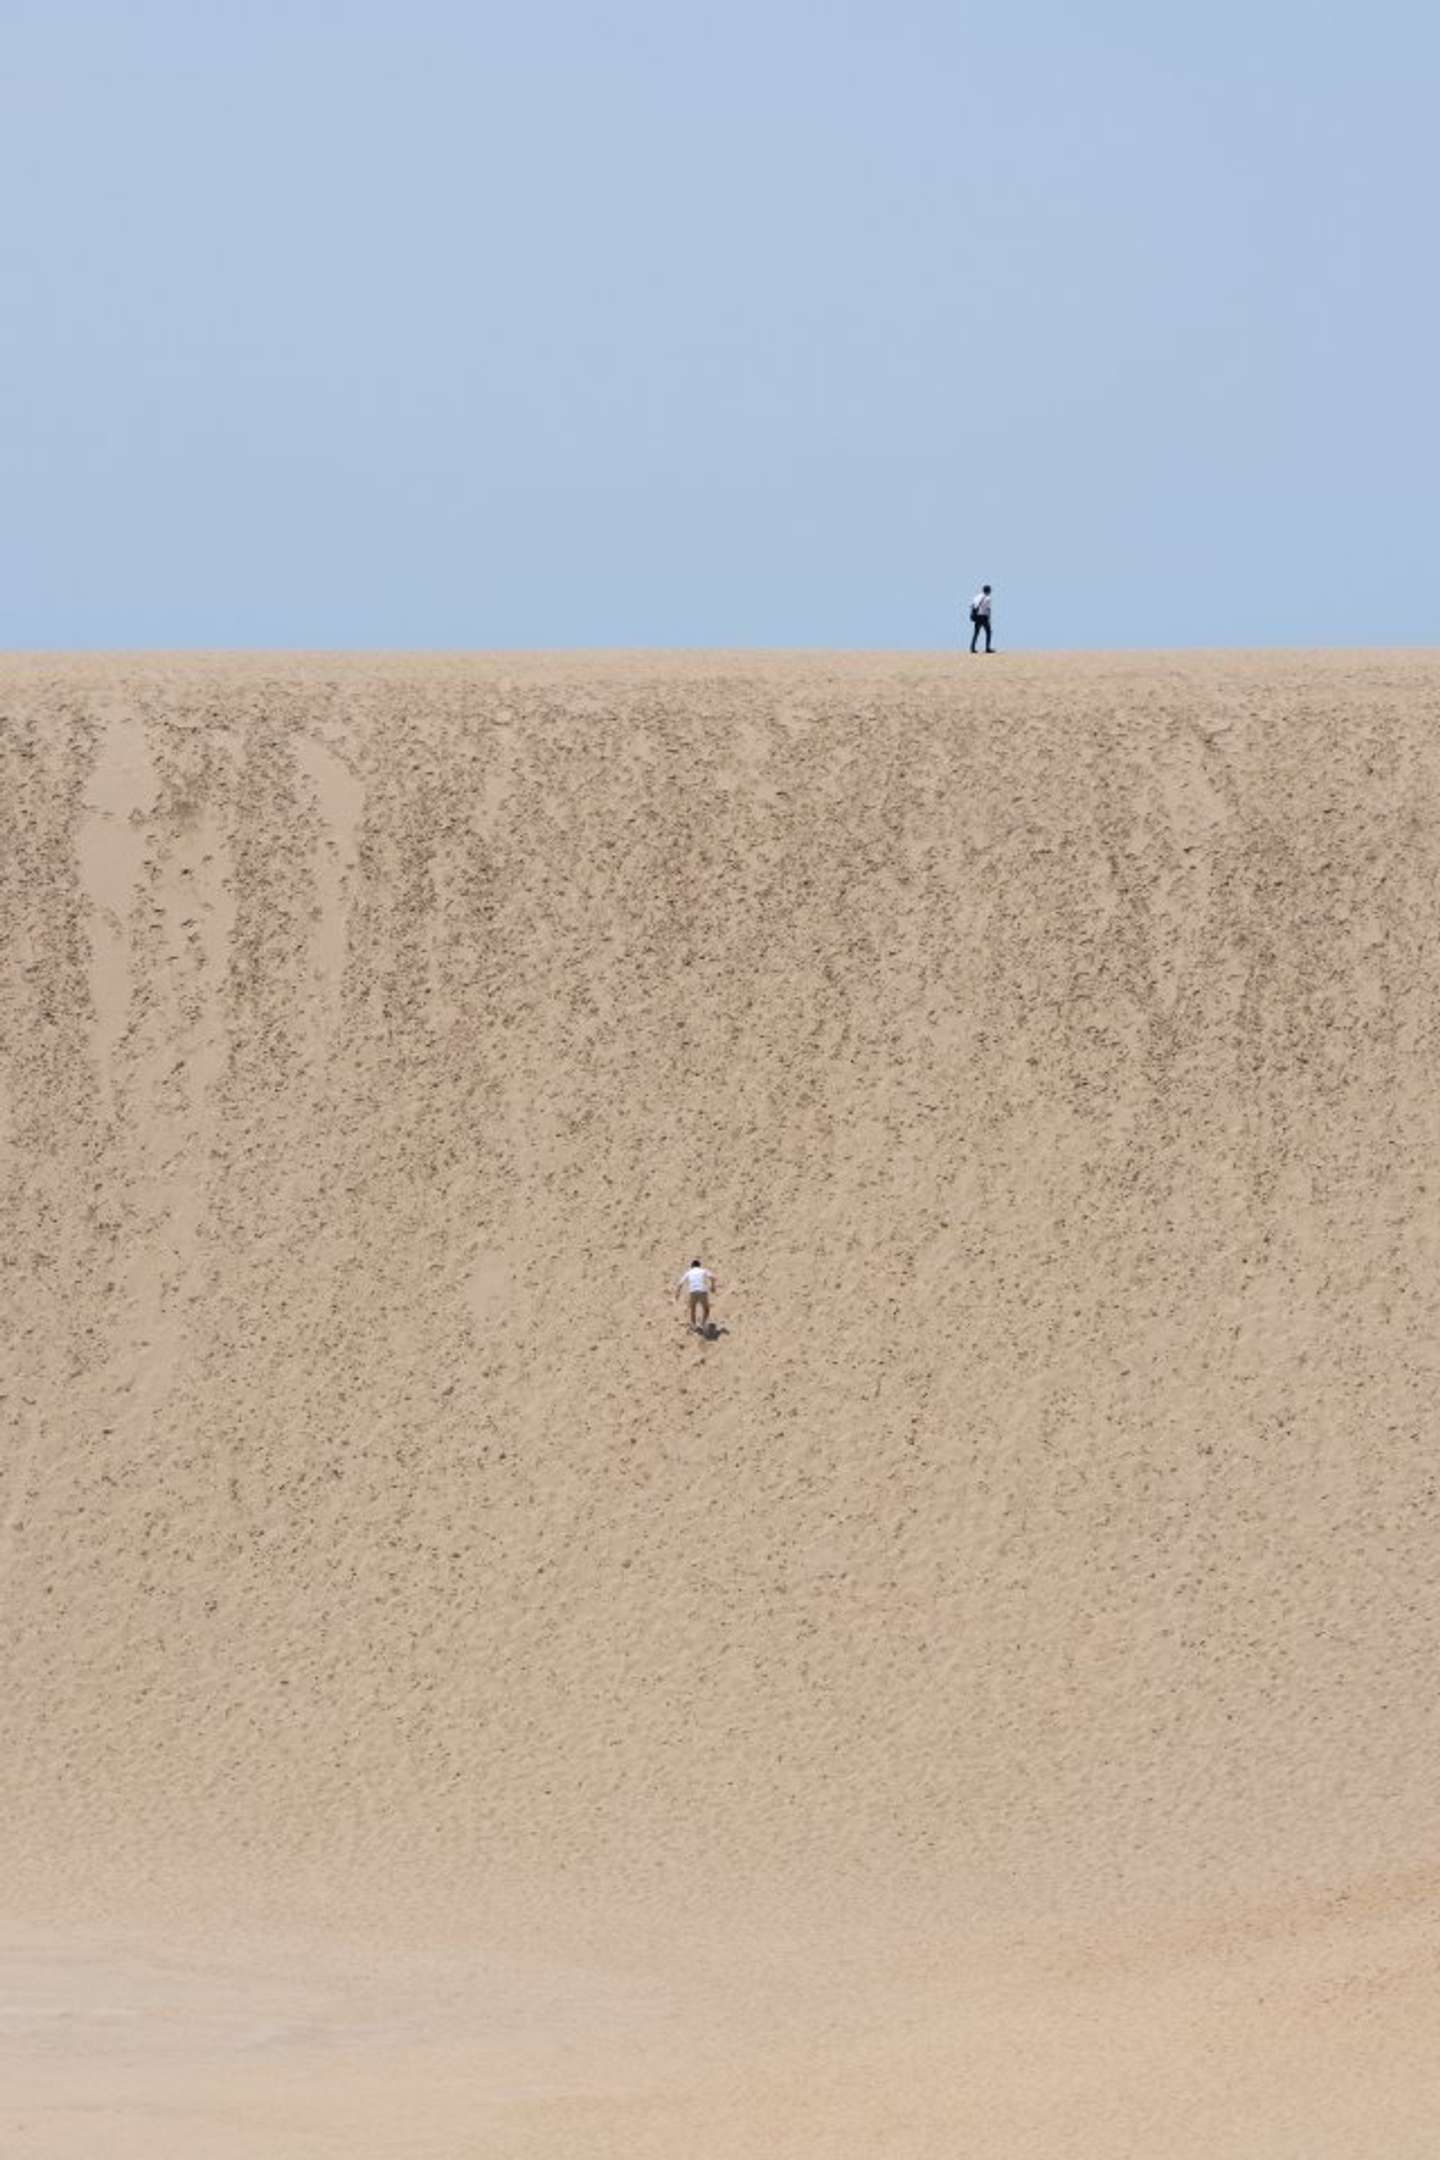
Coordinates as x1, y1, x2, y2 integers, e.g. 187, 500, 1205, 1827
682, 1267, 713, 1296
972, 590, 992, 617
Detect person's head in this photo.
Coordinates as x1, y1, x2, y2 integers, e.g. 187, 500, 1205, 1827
982, 583, 992, 594
691, 1257, 702, 1267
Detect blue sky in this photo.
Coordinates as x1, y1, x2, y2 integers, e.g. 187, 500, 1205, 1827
3, 0, 1436, 648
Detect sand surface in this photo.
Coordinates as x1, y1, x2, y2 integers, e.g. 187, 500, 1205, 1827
2, 651, 1438, 2155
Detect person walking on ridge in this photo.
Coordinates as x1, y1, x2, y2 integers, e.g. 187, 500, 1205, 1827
969, 583, 994, 653
675, 1258, 718, 1335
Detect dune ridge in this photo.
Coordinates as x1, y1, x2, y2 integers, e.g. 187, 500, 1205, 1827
2, 651, 1438, 2156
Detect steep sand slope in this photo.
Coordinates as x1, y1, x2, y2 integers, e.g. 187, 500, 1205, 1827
2, 652, 1439, 2156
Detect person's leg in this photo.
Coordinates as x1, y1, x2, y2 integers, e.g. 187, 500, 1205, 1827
969, 620, 979, 653
983, 618, 993, 651
689, 1293, 704, 1330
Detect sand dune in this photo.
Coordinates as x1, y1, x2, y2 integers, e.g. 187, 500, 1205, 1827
2, 651, 1438, 2156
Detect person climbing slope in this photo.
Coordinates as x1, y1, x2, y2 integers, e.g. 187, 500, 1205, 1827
969, 583, 994, 653
675, 1258, 718, 1334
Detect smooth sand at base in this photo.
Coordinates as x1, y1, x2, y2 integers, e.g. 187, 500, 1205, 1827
3, 652, 1439, 2155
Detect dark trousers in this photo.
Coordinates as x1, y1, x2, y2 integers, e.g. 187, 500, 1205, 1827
970, 614, 992, 652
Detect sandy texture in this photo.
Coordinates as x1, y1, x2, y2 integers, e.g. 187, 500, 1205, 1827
2, 651, 1439, 2156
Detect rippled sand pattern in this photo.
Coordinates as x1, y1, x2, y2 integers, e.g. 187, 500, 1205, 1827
2, 652, 1438, 2156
